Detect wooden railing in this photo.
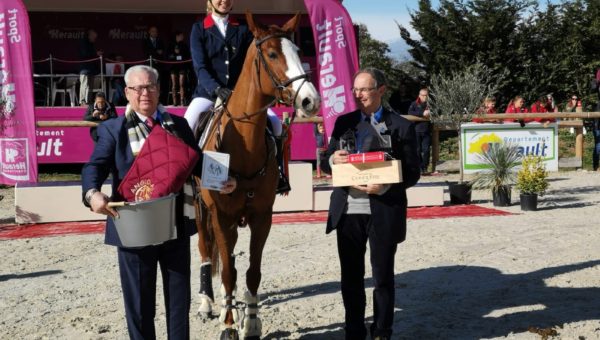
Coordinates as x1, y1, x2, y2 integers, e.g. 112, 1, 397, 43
37, 112, 600, 169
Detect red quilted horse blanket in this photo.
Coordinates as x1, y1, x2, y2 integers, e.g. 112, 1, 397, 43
117, 126, 200, 202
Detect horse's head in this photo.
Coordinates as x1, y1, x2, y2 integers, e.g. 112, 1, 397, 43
246, 12, 321, 118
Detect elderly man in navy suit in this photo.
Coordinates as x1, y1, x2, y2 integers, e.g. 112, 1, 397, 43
81, 65, 236, 339
321, 68, 421, 340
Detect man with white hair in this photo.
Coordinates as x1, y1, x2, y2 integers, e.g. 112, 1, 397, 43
81, 65, 236, 339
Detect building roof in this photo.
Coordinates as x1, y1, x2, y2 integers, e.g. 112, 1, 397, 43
23, 0, 307, 14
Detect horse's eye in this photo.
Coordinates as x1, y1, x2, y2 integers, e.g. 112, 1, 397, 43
268, 51, 278, 60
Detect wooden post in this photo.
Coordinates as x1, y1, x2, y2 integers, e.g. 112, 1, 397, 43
431, 125, 440, 172
575, 126, 584, 163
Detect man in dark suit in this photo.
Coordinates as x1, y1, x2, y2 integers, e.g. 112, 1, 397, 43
321, 68, 421, 340
142, 26, 168, 103
81, 65, 236, 339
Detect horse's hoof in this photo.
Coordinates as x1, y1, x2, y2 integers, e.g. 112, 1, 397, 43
197, 311, 213, 320
243, 336, 260, 340
219, 328, 239, 340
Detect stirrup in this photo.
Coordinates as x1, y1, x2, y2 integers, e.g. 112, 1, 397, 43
276, 169, 291, 194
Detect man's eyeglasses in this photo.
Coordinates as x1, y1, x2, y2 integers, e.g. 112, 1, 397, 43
351, 87, 377, 94
127, 84, 158, 94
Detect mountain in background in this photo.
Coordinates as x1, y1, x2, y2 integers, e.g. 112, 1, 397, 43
386, 38, 411, 61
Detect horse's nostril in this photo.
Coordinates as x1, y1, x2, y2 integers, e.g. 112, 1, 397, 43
302, 98, 312, 109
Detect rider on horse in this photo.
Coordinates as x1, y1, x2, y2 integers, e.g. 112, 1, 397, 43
184, 0, 291, 194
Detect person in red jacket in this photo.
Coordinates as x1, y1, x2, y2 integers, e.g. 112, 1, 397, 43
505, 95, 530, 126
530, 95, 556, 124
472, 97, 497, 123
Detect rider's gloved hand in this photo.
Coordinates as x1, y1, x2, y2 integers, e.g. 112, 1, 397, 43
214, 87, 232, 102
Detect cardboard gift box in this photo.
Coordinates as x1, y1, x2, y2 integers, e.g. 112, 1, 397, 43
332, 160, 403, 187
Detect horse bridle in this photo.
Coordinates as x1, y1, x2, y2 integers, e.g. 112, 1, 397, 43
222, 33, 311, 121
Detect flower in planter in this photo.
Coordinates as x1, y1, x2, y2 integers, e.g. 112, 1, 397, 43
516, 155, 549, 195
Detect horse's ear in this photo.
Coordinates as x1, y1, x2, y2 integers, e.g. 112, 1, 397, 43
246, 11, 266, 37
281, 12, 301, 34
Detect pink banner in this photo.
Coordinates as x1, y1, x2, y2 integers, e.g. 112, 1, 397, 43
0, 0, 38, 184
304, 0, 359, 137
35, 107, 319, 163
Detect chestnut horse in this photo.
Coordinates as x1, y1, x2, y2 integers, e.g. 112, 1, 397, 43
193, 12, 320, 340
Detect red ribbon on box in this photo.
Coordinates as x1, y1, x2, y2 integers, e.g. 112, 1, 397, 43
347, 151, 386, 164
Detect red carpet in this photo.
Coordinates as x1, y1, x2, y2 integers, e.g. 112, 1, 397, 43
0, 205, 510, 240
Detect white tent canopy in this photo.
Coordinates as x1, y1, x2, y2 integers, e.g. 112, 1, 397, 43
23, 0, 307, 14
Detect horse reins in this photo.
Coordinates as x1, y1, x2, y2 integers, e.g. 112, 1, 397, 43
213, 32, 310, 189
222, 33, 311, 121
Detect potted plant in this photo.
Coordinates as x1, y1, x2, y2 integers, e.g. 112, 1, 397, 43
470, 143, 521, 206
428, 63, 501, 204
516, 155, 549, 211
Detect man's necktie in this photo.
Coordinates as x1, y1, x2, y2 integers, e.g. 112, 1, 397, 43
146, 117, 156, 130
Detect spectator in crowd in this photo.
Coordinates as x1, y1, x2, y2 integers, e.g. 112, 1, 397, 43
472, 97, 497, 123
168, 31, 191, 106
595, 67, 600, 102
108, 54, 126, 105
143, 26, 165, 60
564, 94, 582, 134
143, 26, 168, 103
82, 91, 118, 143
321, 67, 420, 340
593, 118, 600, 171
314, 122, 326, 178
79, 29, 102, 106
505, 95, 530, 126
530, 95, 556, 124
407, 88, 431, 174
564, 94, 582, 113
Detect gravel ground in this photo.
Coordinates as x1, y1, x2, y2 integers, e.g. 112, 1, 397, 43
1, 170, 600, 339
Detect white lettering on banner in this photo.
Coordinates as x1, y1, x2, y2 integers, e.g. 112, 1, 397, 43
8, 9, 20, 44
334, 16, 346, 48
0, 11, 17, 119
108, 29, 147, 40
47, 29, 85, 40
316, 19, 348, 119
37, 138, 63, 157
35, 129, 66, 137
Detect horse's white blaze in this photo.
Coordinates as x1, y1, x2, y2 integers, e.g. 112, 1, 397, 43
281, 38, 321, 117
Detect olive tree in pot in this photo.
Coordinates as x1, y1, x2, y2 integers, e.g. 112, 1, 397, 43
428, 63, 500, 204
470, 143, 521, 207
515, 155, 549, 211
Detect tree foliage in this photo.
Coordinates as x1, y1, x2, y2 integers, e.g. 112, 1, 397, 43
428, 63, 501, 182
398, 0, 600, 110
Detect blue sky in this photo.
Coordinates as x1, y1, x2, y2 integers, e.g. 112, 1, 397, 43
342, 0, 560, 42
342, 0, 418, 42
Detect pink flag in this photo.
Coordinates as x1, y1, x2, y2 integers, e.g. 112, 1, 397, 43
304, 0, 359, 137
0, 0, 38, 185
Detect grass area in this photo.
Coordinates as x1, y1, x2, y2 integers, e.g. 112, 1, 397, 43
37, 164, 83, 182
437, 128, 597, 170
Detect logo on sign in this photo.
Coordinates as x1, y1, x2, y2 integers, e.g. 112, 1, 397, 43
0, 138, 29, 180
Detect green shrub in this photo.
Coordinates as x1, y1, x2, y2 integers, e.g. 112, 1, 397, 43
516, 155, 549, 195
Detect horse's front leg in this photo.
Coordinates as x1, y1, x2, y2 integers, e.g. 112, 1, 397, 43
213, 211, 240, 340
194, 178, 215, 318
241, 211, 273, 340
